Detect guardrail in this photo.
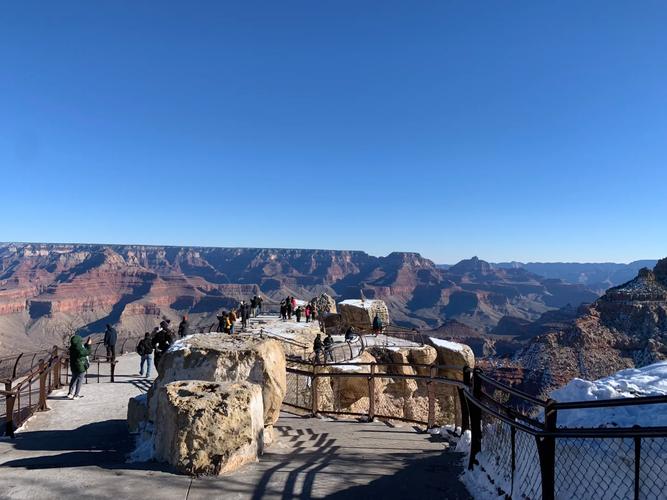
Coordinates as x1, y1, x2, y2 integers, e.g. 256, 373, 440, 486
282, 361, 667, 500
1, 332, 145, 437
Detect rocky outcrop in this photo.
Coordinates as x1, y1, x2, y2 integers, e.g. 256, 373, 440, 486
154, 380, 264, 475
314, 293, 337, 314
127, 393, 148, 434
148, 334, 286, 427
338, 299, 390, 331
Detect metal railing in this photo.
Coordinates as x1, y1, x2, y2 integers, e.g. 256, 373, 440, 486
281, 360, 667, 500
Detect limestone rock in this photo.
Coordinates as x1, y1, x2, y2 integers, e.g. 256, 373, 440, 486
148, 334, 286, 427
154, 380, 264, 475
314, 293, 337, 314
429, 339, 475, 380
127, 393, 148, 434
337, 299, 390, 331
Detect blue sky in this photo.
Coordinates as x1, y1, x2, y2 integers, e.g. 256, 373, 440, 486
1, 1, 666, 264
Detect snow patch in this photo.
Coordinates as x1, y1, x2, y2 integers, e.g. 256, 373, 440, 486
551, 361, 667, 428
429, 337, 466, 352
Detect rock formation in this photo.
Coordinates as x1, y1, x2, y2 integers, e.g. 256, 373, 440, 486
337, 299, 390, 331
502, 260, 667, 397
148, 334, 286, 428
154, 380, 264, 475
0, 243, 607, 355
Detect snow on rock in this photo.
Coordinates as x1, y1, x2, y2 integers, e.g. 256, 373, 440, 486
551, 361, 667, 428
429, 337, 467, 353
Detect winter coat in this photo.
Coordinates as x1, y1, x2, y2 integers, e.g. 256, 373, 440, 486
69, 336, 91, 374
229, 310, 237, 322
323, 335, 334, 348
178, 320, 190, 338
104, 326, 118, 347
314, 337, 323, 351
137, 338, 154, 356
373, 315, 383, 331
152, 328, 174, 352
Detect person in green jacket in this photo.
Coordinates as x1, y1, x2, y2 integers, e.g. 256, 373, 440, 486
67, 335, 92, 399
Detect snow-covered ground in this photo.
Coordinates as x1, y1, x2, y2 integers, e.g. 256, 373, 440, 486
552, 361, 667, 428
460, 362, 667, 499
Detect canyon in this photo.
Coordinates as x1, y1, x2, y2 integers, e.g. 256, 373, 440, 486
0, 243, 606, 355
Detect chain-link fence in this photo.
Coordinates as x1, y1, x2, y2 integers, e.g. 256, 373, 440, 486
464, 368, 667, 500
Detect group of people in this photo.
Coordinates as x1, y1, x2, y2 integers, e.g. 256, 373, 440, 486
279, 296, 318, 323
215, 295, 262, 333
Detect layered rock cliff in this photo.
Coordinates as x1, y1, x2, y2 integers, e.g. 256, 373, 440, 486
0, 244, 601, 354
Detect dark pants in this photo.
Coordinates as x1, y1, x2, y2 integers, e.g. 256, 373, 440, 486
68, 372, 85, 397
106, 345, 116, 362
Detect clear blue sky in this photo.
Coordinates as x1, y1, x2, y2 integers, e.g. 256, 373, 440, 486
1, 1, 666, 264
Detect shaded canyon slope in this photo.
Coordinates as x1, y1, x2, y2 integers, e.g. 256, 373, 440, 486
486, 258, 667, 398
0, 244, 600, 354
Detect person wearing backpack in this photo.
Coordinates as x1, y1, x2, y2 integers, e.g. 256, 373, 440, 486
67, 335, 92, 399
137, 332, 154, 378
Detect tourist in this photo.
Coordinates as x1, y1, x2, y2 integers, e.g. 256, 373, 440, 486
152, 323, 174, 368
280, 300, 287, 320
228, 308, 237, 335
295, 306, 302, 323
372, 314, 383, 334
345, 326, 356, 343
67, 335, 92, 399
305, 304, 311, 323
178, 315, 190, 338
313, 334, 324, 363
241, 302, 250, 330
222, 312, 231, 334
136, 332, 154, 378
323, 332, 334, 362
216, 312, 226, 333
103, 323, 117, 362
250, 296, 258, 318
286, 296, 293, 319
291, 296, 297, 312
257, 295, 263, 315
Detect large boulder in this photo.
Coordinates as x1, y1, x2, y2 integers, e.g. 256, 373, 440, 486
338, 299, 390, 331
154, 380, 264, 475
428, 338, 475, 380
315, 293, 337, 314
127, 393, 148, 434
148, 334, 286, 427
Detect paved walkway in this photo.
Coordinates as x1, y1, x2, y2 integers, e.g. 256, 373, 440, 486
0, 348, 471, 499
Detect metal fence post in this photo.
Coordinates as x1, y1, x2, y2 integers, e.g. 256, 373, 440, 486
4, 381, 15, 438
311, 367, 319, 417
468, 367, 483, 471
633, 425, 641, 500
368, 363, 375, 422
427, 364, 436, 429
37, 359, 49, 411
537, 398, 557, 500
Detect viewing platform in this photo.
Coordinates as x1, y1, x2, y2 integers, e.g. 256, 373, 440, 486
0, 319, 471, 499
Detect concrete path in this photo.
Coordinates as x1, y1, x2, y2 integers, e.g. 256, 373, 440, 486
0, 343, 471, 499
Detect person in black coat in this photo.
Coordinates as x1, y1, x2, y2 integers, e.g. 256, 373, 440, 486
178, 316, 190, 338
295, 306, 302, 323
152, 325, 174, 368
137, 332, 154, 377
323, 332, 334, 362
313, 334, 324, 363
103, 324, 118, 362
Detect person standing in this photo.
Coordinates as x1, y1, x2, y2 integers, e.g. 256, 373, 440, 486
305, 304, 311, 323
286, 296, 293, 320
217, 312, 226, 333
241, 303, 249, 330
178, 315, 190, 338
323, 332, 334, 362
152, 323, 174, 369
137, 332, 154, 378
313, 334, 324, 363
250, 296, 258, 318
257, 295, 263, 316
67, 335, 92, 399
103, 324, 117, 362
372, 314, 383, 334
280, 301, 287, 321
295, 306, 302, 323
228, 308, 237, 334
